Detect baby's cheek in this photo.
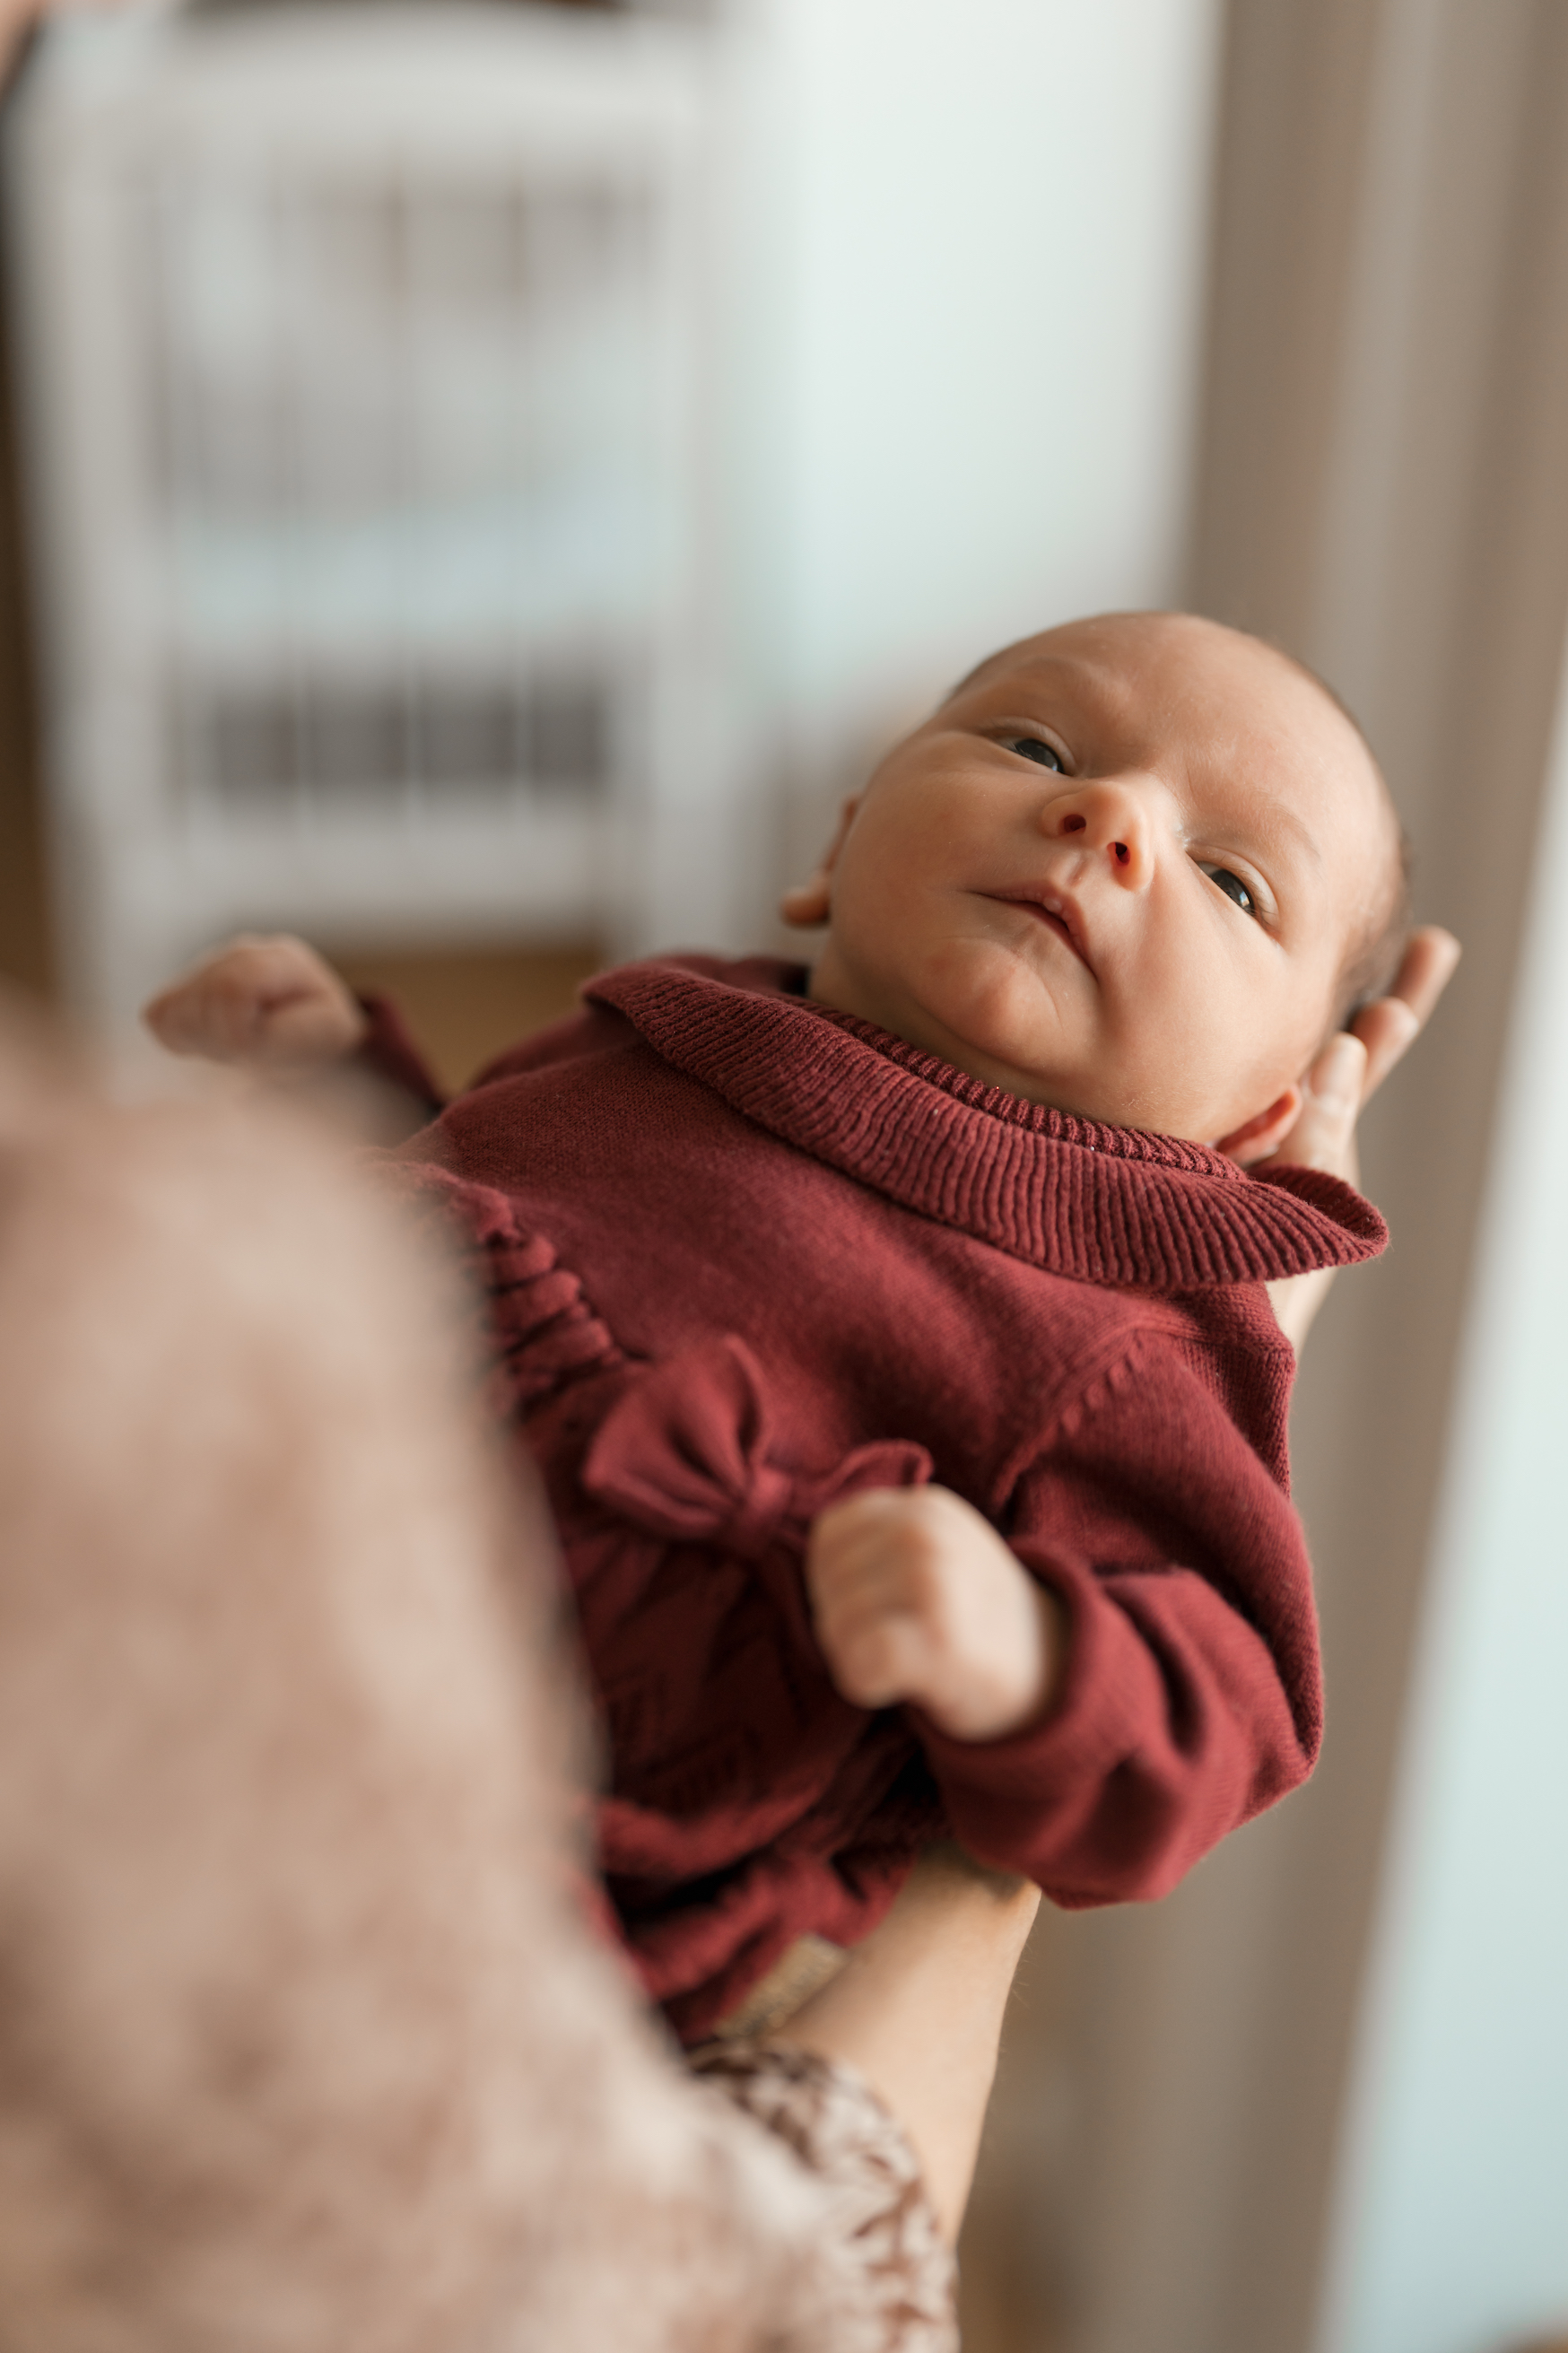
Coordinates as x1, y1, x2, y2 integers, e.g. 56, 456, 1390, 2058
931, 936, 1077, 1052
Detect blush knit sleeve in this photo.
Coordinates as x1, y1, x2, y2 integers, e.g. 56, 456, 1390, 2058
910, 1331, 1321, 1905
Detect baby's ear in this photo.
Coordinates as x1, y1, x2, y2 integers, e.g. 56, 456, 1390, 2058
779, 797, 860, 930
1214, 1085, 1302, 1168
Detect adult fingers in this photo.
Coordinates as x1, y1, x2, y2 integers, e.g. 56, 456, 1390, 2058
1273, 1032, 1367, 1178
1352, 926, 1461, 1102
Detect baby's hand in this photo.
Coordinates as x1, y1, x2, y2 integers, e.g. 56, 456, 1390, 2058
804, 1486, 1063, 1742
143, 935, 369, 1068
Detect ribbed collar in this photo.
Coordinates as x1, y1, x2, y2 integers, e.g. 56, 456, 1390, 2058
585, 956, 1388, 1291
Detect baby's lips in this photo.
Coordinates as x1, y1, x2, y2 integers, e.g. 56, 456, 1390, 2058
990, 886, 1095, 975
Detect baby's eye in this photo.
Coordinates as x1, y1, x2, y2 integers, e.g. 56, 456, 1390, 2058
1007, 738, 1064, 771
1198, 862, 1256, 915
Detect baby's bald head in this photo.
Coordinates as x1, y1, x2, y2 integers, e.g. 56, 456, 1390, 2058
1262, 651, 1408, 1032
802, 611, 1411, 1151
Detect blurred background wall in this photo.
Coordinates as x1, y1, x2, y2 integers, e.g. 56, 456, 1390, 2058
732, 0, 1218, 760
0, 5, 1564, 2352
0, 0, 1223, 1073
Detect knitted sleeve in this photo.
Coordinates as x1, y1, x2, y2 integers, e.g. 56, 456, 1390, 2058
356, 990, 619, 1121
354, 993, 447, 1116
910, 1328, 1321, 1904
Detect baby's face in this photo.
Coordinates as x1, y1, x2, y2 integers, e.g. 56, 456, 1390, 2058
807, 614, 1396, 1154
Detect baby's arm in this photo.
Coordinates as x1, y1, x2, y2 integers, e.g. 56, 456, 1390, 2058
143, 934, 447, 1129
806, 1486, 1066, 1741
813, 1337, 1326, 1903
144, 935, 369, 1067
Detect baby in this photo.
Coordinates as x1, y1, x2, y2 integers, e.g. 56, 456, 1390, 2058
146, 610, 1408, 2044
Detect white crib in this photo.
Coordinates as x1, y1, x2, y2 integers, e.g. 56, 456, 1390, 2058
5, 0, 730, 1036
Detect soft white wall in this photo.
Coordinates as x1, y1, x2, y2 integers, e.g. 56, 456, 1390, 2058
731, 0, 1224, 743
1319, 637, 1568, 2353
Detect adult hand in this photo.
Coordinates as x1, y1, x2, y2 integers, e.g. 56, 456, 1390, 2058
1265, 926, 1461, 1351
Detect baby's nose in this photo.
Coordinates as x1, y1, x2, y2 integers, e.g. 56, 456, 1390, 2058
1045, 779, 1155, 886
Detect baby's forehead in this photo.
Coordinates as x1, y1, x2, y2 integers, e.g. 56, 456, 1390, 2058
957, 616, 1312, 729
957, 620, 1383, 817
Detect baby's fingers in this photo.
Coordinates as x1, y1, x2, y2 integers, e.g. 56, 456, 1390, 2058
144, 966, 269, 1060
817, 1600, 937, 1712
806, 1489, 929, 1599
245, 984, 370, 1067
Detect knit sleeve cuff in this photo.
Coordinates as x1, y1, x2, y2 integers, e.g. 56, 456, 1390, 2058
355, 994, 446, 1117
909, 1543, 1309, 1907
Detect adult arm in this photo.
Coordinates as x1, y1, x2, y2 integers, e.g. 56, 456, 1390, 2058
771, 1843, 1040, 2244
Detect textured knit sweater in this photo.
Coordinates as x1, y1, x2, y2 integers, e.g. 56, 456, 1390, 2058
376, 954, 1387, 2044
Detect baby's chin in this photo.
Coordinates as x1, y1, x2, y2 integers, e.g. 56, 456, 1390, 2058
904, 947, 1097, 1110
915, 974, 1253, 1137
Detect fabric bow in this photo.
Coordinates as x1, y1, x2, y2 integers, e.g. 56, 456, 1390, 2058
580, 1334, 931, 1563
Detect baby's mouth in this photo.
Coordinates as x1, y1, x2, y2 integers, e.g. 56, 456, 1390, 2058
989, 890, 1094, 973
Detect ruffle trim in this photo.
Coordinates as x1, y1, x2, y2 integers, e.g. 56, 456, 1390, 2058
381, 1161, 623, 1411
585, 958, 1389, 1290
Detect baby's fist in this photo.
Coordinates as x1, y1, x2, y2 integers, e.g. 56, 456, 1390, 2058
143, 935, 369, 1068
804, 1486, 1062, 1743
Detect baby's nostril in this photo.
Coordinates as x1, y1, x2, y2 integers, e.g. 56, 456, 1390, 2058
1061, 814, 1085, 834
1113, 841, 1130, 865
